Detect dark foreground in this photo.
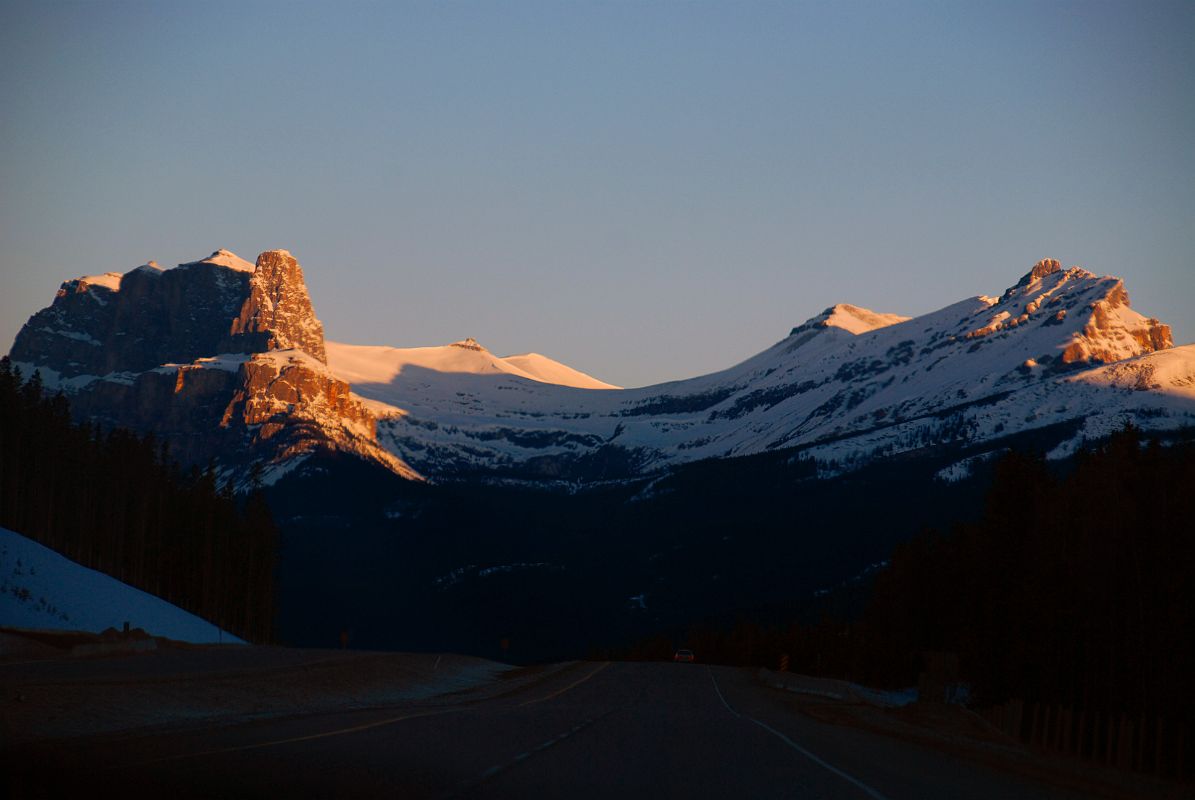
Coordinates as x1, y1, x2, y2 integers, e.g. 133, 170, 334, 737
6, 654, 1170, 800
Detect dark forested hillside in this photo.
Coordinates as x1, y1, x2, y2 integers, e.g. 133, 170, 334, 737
604, 427, 1194, 777
0, 357, 276, 642
865, 427, 1195, 720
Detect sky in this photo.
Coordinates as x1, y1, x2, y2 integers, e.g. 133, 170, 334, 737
1, 1, 1192, 388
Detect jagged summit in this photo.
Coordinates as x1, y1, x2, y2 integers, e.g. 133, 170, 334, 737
229, 250, 327, 363
977, 259, 1173, 364
9, 247, 410, 482
1002, 258, 1094, 301
1028, 257, 1062, 282
450, 338, 486, 351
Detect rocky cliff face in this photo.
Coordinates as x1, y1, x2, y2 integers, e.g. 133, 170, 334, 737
228, 250, 327, 363
9, 256, 250, 378
9, 250, 415, 485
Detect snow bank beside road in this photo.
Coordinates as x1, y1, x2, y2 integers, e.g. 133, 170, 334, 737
0, 527, 242, 644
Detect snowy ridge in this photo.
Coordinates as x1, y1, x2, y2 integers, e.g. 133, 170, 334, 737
193, 248, 257, 273
794, 303, 911, 336
337, 259, 1191, 480
326, 340, 620, 390
76, 249, 256, 294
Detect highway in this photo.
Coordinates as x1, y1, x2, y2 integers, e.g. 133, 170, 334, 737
5, 661, 1105, 798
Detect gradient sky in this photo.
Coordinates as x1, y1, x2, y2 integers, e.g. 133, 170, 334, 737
1, 1, 1192, 388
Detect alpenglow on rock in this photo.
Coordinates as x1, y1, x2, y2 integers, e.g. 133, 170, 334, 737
10, 249, 328, 375
229, 250, 327, 363
9, 249, 414, 484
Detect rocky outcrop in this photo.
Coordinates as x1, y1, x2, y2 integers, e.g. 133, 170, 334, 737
1057, 278, 1172, 364
9, 249, 415, 484
449, 338, 485, 352
1000, 258, 1063, 302
227, 250, 327, 363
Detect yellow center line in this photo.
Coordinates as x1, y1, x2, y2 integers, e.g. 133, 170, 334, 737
517, 661, 610, 707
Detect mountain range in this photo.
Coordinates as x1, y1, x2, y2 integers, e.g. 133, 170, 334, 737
8, 247, 1195, 657
9, 250, 1193, 488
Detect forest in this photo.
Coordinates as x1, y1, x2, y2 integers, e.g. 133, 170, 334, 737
0, 357, 276, 642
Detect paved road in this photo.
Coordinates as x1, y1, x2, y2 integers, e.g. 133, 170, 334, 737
5, 661, 1098, 799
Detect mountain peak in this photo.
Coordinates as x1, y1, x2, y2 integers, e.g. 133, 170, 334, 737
1029, 258, 1062, 281
450, 338, 486, 352
198, 249, 256, 273
130, 260, 163, 277
999, 255, 1085, 298
791, 303, 910, 337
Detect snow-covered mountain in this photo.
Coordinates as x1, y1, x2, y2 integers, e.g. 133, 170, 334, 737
9, 253, 1194, 486
8, 249, 414, 484
331, 259, 1193, 481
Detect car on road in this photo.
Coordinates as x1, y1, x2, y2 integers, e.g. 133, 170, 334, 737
673, 649, 695, 663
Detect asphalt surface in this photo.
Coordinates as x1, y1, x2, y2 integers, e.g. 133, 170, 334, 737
5, 660, 1101, 799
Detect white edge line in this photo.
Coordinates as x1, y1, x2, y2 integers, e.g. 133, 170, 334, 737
747, 716, 889, 800
709, 667, 889, 800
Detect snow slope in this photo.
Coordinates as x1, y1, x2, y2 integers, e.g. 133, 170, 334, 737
0, 527, 243, 643
326, 338, 620, 390
501, 352, 620, 389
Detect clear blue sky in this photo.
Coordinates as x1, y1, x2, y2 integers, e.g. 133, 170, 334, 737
1, 1, 1191, 388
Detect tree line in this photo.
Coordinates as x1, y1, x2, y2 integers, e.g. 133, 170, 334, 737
0, 357, 276, 642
